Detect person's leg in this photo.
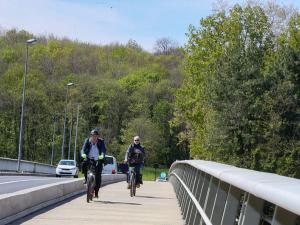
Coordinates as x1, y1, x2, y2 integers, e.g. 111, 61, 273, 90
127, 167, 131, 189
94, 162, 103, 198
82, 160, 88, 183
134, 164, 141, 186
140, 163, 144, 184
127, 167, 131, 183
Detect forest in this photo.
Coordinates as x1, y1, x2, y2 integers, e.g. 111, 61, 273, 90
0, 2, 299, 177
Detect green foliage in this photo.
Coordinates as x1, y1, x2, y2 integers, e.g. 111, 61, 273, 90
0, 29, 186, 167
175, 4, 300, 177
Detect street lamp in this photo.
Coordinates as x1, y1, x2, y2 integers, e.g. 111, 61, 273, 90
17, 38, 37, 172
50, 116, 58, 166
61, 82, 74, 159
74, 104, 80, 162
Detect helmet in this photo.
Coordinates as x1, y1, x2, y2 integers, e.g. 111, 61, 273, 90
90, 129, 99, 135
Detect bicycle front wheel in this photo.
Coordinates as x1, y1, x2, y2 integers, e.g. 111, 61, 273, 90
130, 172, 136, 197
86, 177, 93, 203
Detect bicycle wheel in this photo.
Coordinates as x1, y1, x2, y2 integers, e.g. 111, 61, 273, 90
87, 179, 91, 203
130, 172, 136, 197
130, 173, 135, 197
86, 175, 94, 202
133, 178, 136, 196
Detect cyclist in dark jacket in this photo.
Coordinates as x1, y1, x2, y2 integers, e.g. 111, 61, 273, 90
124, 136, 145, 188
81, 129, 106, 198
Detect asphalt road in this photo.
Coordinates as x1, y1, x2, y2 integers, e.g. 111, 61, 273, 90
0, 176, 72, 195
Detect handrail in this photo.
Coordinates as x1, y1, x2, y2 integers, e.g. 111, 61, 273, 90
169, 160, 300, 225
171, 171, 213, 225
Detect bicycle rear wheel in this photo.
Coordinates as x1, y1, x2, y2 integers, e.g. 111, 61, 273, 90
130, 172, 136, 197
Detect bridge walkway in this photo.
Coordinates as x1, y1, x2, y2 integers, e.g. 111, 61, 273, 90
9, 181, 184, 225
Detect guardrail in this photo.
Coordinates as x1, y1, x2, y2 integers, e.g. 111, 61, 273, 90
169, 160, 300, 225
0, 157, 55, 174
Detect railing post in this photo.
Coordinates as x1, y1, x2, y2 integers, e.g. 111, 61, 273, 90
210, 181, 230, 225
199, 174, 211, 207
239, 194, 264, 225
183, 166, 193, 219
191, 171, 204, 225
220, 185, 242, 225
186, 168, 199, 224
272, 206, 297, 225
204, 177, 219, 218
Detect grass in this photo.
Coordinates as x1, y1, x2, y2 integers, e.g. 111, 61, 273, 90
78, 166, 170, 181
142, 166, 169, 181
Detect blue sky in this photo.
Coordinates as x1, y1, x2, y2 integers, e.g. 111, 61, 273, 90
0, 0, 299, 51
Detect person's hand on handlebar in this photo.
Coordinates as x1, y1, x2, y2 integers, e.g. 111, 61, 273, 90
98, 153, 104, 160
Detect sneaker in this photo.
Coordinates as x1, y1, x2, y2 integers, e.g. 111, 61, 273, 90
136, 184, 140, 188
127, 184, 131, 189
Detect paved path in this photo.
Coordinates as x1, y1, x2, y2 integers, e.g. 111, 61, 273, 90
10, 181, 184, 225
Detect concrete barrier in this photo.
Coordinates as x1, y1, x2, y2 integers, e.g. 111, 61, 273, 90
0, 157, 55, 174
0, 174, 126, 225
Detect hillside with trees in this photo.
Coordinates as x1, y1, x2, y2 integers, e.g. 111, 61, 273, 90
0, 1, 299, 178
0, 31, 188, 167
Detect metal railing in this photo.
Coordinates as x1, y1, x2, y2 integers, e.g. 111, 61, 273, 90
169, 160, 300, 225
0, 157, 55, 174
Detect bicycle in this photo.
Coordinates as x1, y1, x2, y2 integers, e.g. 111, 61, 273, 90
86, 159, 97, 203
129, 166, 137, 197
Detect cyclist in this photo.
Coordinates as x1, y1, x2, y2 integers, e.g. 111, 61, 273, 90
81, 129, 106, 198
124, 136, 145, 189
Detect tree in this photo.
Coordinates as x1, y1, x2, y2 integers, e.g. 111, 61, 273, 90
154, 38, 178, 55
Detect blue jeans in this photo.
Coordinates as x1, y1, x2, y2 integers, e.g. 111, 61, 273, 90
128, 163, 143, 184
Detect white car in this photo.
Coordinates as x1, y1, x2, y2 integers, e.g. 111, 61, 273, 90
56, 159, 79, 178
102, 155, 117, 174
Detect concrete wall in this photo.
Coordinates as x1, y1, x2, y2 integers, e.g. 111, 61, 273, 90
0, 174, 126, 225
0, 157, 56, 174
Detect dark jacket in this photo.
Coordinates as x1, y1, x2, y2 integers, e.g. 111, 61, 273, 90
81, 138, 106, 159
125, 143, 145, 164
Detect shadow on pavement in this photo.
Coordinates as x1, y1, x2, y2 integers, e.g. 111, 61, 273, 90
135, 195, 172, 199
96, 200, 142, 205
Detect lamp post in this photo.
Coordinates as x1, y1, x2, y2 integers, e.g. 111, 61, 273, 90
17, 38, 37, 172
61, 82, 74, 159
50, 116, 57, 165
68, 111, 73, 159
74, 104, 80, 162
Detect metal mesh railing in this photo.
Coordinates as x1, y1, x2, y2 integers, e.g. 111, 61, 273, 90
169, 160, 300, 225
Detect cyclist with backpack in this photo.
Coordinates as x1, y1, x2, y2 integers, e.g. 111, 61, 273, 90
124, 136, 145, 189
81, 129, 106, 198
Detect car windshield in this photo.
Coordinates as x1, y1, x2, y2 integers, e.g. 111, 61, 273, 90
59, 160, 75, 166
105, 157, 113, 164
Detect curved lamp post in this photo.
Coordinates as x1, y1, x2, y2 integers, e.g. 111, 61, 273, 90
17, 38, 37, 172
61, 82, 74, 159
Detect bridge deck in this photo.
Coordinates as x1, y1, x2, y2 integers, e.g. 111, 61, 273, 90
10, 181, 184, 225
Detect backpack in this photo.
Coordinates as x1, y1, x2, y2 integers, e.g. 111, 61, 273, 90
129, 147, 144, 165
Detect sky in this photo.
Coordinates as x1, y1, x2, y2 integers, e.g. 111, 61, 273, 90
0, 0, 299, 52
